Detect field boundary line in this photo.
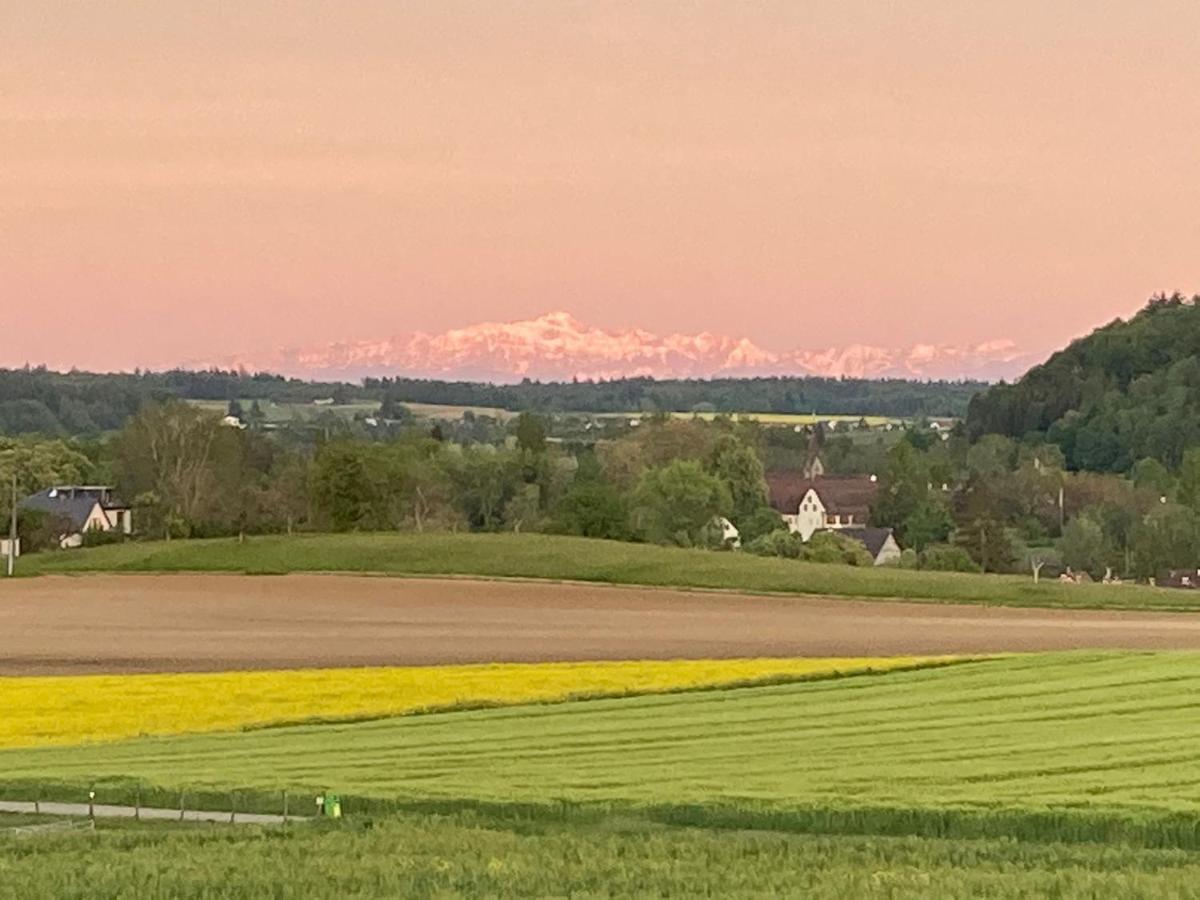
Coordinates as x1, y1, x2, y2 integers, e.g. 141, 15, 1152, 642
0, 799, 304, 826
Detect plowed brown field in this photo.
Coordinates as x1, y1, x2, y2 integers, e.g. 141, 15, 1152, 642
3, 574, 1200, 675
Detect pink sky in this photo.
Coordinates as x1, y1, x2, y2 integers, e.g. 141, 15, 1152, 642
2, 2, 1198, 375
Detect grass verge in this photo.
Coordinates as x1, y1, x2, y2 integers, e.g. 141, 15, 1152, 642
4, 807, 1200, 898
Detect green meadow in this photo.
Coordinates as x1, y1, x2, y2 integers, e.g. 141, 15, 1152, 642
17, 532, 1200, 612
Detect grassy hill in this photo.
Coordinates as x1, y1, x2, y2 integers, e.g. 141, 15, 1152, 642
16, 532, 1200, 611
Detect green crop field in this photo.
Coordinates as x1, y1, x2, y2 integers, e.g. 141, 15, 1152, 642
15, 532, 1199, 611
5, 653, 1200, 849
3, 813, 1199, 899
6, 653, 1200, 896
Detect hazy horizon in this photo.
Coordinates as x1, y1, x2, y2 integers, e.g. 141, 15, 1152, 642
4, 3, 1197, 376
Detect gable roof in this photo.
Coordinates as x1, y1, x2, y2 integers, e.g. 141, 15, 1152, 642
766, 473, 880, 521
837, 526, 898, 559
21, 489, 103, 532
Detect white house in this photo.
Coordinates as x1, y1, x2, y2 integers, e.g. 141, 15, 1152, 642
716, 515, 741, 549
767, 473, 880, 541
766, 472, 901, 566
21, 486, 132, 549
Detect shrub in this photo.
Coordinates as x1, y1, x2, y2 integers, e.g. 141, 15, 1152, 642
919, 544, 978, 572
803, 531, 873, 567
744, 529, 802, 559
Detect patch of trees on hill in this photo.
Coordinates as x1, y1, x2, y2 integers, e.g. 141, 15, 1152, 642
365, 376, 984, 417
966, 294, 1200, 471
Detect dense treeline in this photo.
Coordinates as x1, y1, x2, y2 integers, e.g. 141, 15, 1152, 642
5, 404, 788, 553
0, 367, 981, 437
966, 294, 1200, 471
0, 369, 362, 436
366, 375, 983, 417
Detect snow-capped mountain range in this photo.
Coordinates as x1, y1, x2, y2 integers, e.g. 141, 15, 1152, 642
212, 312, 1034, 382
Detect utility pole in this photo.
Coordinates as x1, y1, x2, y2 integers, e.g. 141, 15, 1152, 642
7, 471, 16, 577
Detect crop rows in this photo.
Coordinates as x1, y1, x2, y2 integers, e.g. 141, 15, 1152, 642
5, 654, 1199, 830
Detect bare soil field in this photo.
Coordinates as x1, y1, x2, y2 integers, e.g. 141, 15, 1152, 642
3, 575, 1200, 675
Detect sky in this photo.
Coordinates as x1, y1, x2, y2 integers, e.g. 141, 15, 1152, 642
2, 2, 1198, 374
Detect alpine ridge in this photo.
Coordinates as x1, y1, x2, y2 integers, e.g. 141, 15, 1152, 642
213, 312, 1033, 382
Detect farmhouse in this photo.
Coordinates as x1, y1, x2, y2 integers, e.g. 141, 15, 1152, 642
767, 473, 880, 540
21, 485, 132, 549
766, 472, 901, 565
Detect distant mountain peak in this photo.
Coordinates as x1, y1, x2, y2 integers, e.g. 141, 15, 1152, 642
206, 311, 1032, 382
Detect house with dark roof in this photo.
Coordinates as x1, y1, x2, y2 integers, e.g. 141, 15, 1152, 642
767, 473, 880, 539
832, 526, 902, 566
766, 472, 902, 566
21, 486, 132, 549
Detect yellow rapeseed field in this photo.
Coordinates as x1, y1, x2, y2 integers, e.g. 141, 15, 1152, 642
4, 656, 959, 749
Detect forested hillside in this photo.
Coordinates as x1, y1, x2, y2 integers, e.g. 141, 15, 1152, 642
0, 369, 361, 436
0, 368, 982, 437
966, 294, 1200, 471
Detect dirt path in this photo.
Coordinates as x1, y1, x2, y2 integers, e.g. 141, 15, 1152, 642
3, 574, 1200, 675
0, 799, 301, 825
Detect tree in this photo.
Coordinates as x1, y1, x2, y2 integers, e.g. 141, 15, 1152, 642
503, 483, 542, 533
112, 401, 223, 538
310, 441, 375, 531
872, 441, 947, 547
1059, 514, 1111, 579
378, 395, 413, 422
552, 478, 630, 540
15, 508, 73, 553
737, 507, 786, 544
245, 400, 267, 430
954, 517, 1015, 573
706, 435, 769, 526
514, 412, 547, 456
1176, 448, 1200, 512
631, 460, 731, 546
1131, 503, 1200, 579
0, 437, 94, 498
965, 434, 1017, 481
447, 448, 522, 531
901, 497, 955, 552
1132, 458, 1174, 498
596, 440, 646, 492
